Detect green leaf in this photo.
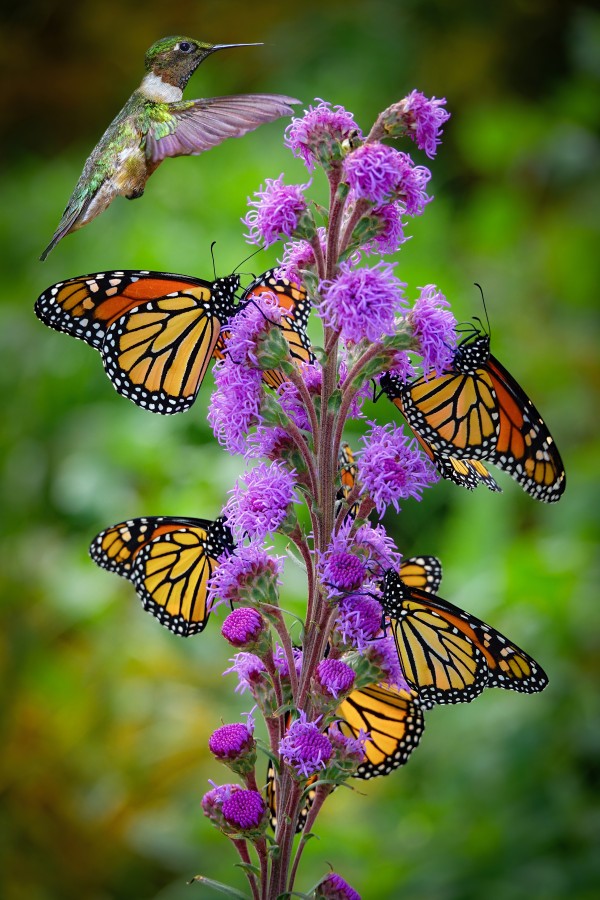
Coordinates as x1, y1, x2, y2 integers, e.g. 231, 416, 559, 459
187, 875, 250, 898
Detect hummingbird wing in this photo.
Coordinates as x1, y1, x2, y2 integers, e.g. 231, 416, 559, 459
144, 94, 299, 163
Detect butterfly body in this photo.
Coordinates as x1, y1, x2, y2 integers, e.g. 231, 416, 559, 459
382, 569, 548, 708
41, 36, 298, 259
90, 515, 234, 635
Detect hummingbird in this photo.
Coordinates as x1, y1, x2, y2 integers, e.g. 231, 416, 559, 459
41, 36, 299, 260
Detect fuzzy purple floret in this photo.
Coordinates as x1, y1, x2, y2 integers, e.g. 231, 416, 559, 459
316, 871, 361, 900
386, 350, 417, 382
359, 422, 439, 515
202, 782, 236, 818
366, 635, 411, 693
273, 643, 303, 679
225, 292, 285, 367
208, 545, 283, 610
364, 202, 408, 255
336, 594, 383, 651
277, 380, 312, 432
243, 175, 310, 247
285, 100, 363, 171
224, 461, 299, 543
223, 652, 267, 694
409, 284, 457, 376
221, 789, 267, 830
343, 143, 431, 214
221, 607, 265, 646
208, 359, 263, 456
319, 260, 407, 344
316, 659, 355, 698
277, 227, 326, 282
399, 90, 450, 158
279, 711, 333, 778
209, 722, 254, 759
353, 522, 402, 570
328, 727, 369, 765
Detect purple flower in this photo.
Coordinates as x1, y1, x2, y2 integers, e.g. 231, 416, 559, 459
273, 643, 303, 679
243, 175, 310, 247
319, 260, 407, 344
208, 544, 283, 610
202, 782, 237, 824
327, 727, 369, 768
320, 526, 368, 595
300, 360, 323, 394
223, 652, 267, 694
279, 711, 333, 778
385, 350, 417, 382
359, 422, 439, 515
390, 90, 451, 158
277, 227, 326, 282
365, 635, 411, 693
245, 423, 295, 461
209, 722, 255, 760
224, 291, 286, 368
343, 143, 431, 214
224, 461, 299, 543
363, 202, 408, 255
336, 594, 383, 651
222, 789, 267, 831
285, 99, 363, 171
277, 380, 312, 431
316, 872, 361, 900
208, 359, 263, 455
316, 659, 355, 698
221, 607, 266, 647
409, 284, 457, 376
353, 522, 402, 570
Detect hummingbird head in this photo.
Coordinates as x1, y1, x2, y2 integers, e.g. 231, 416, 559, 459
144, 36, 262, 90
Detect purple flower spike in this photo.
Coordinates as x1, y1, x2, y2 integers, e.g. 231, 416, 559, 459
316, 659, 355, 698
279, 711, 333, 778
277, 227, 326, 282
322, 549, 367, 594
222, 789, 267, 832
386, 350, 417, 383
224, 461, 299, 543
208, 359, 263, 456
336, 594, 383, 651
316, 871, 361, 900
285, 99, 363, 171
319, 260, 407, 344
409, 284, 457, 376
365, 635, 411, 693
353, 522, 402, 570
359, 422, 439, 515
243, 175, 310, 247
394, 90, 451, 158
273, 643, 303, 679
202, 782, 237, 825
223, 652, 267, 694
328, 727, 369, 767
209, 722, 255, 760
221, 607, 266, 647
343, 143, 432, 214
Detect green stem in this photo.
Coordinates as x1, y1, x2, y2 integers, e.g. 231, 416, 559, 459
232, 839, 260, 900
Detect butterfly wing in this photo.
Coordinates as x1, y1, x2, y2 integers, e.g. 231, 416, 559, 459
35, 271, 212, 350
266, 760, 317, 833
90, 516, 234, 636
380, 372, 502, 491
399, 555, 443, 594
337, 683, 425, 779
382, 570, 548, 708
214, 269, 314, 390
485, 354, 566, 502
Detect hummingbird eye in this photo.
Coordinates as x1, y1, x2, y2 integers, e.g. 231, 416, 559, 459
178, 41, 197, 54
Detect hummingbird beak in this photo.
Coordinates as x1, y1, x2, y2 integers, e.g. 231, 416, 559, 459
210, 42, 264, 52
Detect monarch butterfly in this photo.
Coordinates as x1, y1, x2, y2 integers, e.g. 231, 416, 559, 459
335, 442, 359, 519
35, 268, 312, 413
214, 268, 314, 390
381, 568, 549, 708
380, 371, 502, 493
89, 515, 234, 636
399, 555, 442, 594
382, 324, 566, 502
266, 682, 425, 830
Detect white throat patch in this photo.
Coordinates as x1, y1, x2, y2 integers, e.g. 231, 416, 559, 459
140, 72, 183, 102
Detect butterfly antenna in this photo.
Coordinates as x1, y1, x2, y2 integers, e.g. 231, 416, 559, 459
233, 246, 263, 275
474, 283, 492, 337
210, 241, 217, 280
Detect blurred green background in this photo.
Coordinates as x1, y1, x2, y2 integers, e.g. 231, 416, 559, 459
1, 1, 599, 898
